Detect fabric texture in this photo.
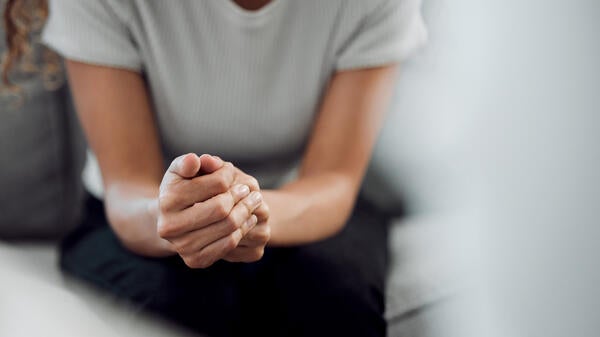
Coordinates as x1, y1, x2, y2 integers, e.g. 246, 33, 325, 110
0, 14, 86, 239
60, 195, 391, 337
42, 0, 427, 192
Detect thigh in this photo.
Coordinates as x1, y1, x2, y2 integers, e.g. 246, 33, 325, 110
267, 197, 391, 337
60, 197, 243, 337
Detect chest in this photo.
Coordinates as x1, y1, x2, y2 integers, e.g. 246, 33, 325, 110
125, 1, 344, 159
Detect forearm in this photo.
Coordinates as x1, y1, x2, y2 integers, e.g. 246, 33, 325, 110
104, 183, 175, 257
264, 173, 359, 246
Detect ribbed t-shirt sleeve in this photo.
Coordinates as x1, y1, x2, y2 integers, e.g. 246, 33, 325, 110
335, 0, 428, 70
42, 0, 142, 71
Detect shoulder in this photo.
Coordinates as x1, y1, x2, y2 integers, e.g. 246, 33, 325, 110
329, 0, 418, 30
43, 0, 142, 71
287, 0, 381, 18
337, 0, 406, 16
46, 0, 133, 23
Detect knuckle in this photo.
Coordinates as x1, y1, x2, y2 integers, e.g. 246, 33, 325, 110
254, 232, 269, 244
157, 219, 175, 238
257, 225, 271, 243
239, 202, 252, 217
182, 256, 194, 268
214, 173, 230, 192
261, 203, 270, 217
224, 235, 239, 252
182, 255, 199, 269
187, 253, 212, 269
249, 248, 264, 261
247, 177, 260, 190
224, 213, 241, 231
173, 239, 190, 255
218, 194, 234, 217
213, 200, 230, 219
197, 260, 213, 269
187, 260, 206, 269
245, 225, 270, 244
226, 164, 238, 178
254, 203, 269, 219
158, 193, 176, 212
264, 226, 272, 242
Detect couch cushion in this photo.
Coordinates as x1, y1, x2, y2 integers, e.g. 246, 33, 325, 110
0, 213, 459, 334
0, 242, 201, 337
385, 216, 461, 321
0, 23, 86, 239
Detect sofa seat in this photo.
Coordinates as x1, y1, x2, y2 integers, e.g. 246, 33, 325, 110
0, 215, 458, 337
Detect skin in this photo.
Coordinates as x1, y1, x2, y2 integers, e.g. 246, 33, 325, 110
65, 58, 398, 266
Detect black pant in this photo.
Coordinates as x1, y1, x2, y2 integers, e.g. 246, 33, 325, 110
60, 196, 390, 337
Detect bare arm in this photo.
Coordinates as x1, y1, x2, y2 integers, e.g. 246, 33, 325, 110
66, 61, 171, 256
66, 59, 398, 258
265, 65, 399, 246
66, 61, 266, 263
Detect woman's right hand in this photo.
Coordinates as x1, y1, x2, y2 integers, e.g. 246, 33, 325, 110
156, 153, 264, 268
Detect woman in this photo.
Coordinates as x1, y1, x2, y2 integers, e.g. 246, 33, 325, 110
4, 0, 426, 336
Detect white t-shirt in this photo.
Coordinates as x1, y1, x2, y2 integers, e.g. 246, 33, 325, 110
43, 0, 427, 189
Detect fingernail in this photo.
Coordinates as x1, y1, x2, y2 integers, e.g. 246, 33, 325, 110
248, 191, 262, 206
232, 184, 250, 197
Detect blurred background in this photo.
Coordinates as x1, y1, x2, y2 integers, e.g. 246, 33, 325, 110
402, 1, 600, 336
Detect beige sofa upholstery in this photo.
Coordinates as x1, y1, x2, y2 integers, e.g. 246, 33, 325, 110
0, 214, 458, 337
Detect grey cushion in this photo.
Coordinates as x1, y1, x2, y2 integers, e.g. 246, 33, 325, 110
365, 0, 464, 320
0, 242, 202, 337
0, 27, 86, 239
385, 216, 460, 321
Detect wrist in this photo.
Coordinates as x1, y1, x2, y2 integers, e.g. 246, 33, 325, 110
108, 196, 176, 258
142, 197, 177, 257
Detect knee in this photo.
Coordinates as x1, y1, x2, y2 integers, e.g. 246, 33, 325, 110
276, 245, 385, 313
274, 246, 387, 336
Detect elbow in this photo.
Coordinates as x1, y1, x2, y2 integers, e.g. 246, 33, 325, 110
331, 200, 355, 235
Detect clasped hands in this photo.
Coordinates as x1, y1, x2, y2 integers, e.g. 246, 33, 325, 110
157, 153, 270, 268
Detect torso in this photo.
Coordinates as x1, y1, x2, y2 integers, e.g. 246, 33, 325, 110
121, 0, 376, 186
40, 0, 427, 190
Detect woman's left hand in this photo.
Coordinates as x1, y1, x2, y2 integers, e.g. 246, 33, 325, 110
202, 156, 272, 262
223, 200, 270, 262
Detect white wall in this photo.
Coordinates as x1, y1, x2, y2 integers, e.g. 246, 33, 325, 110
467, 1, 600, 337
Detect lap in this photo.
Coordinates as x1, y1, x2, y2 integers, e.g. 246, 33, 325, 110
60, 197, 242, 336
264, 198, 390, 336
274, 197, 389, 282
60, 196, 390, 337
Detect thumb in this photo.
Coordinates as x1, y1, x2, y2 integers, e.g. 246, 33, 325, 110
199, 154, 224, 174
168, 153, 201, 179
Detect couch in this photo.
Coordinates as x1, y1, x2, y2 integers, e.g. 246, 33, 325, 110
0, 214, 460, 337
1, 1, 465, 336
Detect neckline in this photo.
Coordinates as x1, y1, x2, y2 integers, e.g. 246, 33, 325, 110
219, 0, 281, 19
228, 0, 275, 12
